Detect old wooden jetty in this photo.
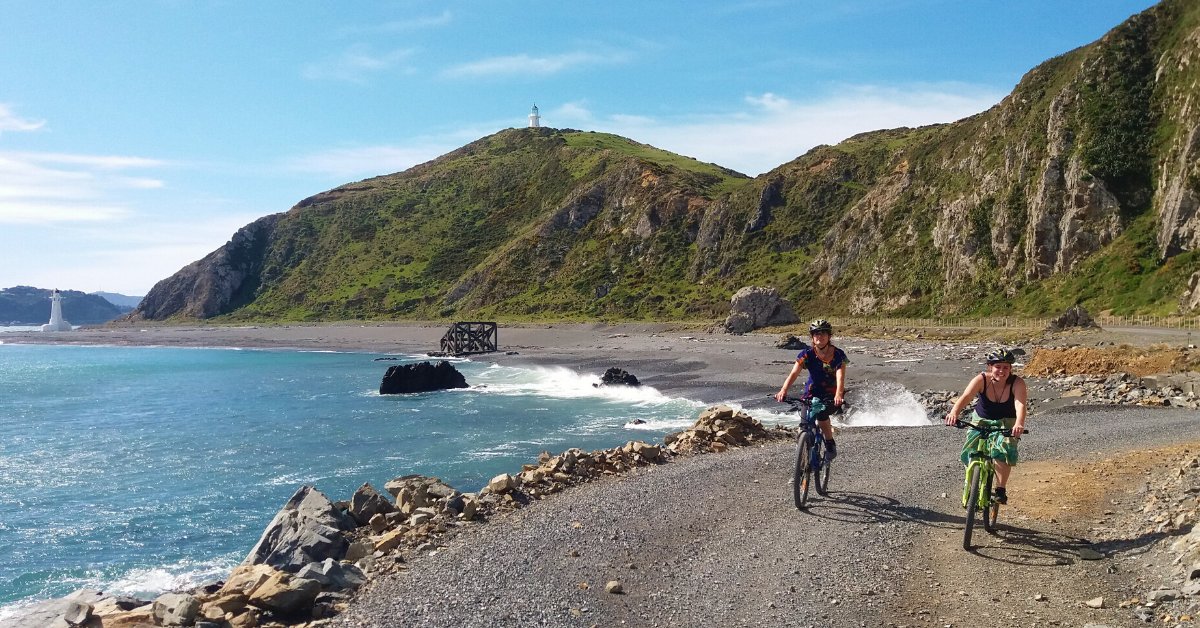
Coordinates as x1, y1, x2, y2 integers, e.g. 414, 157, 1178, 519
439, 321, 498, 356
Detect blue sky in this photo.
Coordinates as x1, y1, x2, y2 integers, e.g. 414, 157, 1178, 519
0, 0, 1158, 296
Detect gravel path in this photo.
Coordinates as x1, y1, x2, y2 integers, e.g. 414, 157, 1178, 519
331, 406, 1199, 627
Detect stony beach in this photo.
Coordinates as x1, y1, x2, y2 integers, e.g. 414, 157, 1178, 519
3, 321, 1199, 627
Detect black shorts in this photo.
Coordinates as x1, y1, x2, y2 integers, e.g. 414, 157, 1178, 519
799, 398, 837, 423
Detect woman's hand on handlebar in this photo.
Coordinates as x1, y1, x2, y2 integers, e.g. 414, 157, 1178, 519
774, 390, 788, 403
943, 413, 960, 427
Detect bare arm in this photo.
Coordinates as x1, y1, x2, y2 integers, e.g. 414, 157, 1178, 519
775, 360, 804, 402
833, 363, 846, 407
1012, 377, 1028, 437
943, 374, 984, 425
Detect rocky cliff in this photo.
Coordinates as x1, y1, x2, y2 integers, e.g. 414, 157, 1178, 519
130, 0, 1200, 322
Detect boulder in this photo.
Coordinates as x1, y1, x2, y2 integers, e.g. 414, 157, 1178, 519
0, 598, 100, 628
242, 486, 355, 573
151, 593, 199, 627
776, 334, 808, 350
379, 360, 468, 395
295, 558, 367, 591
246, 570, 321, 615
348, 482, 394, 526
724, 286, 799, 334
595, 367, 640, 387
1047, 305, 1100, 331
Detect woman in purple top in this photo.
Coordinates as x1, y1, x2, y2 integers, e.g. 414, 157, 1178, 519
775, 319, 848, 459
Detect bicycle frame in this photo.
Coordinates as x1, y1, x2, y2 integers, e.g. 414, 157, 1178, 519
962, 452, 995, 510
953, 418, 1026, 549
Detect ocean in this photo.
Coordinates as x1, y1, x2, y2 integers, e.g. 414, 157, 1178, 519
0, 340, 930, 617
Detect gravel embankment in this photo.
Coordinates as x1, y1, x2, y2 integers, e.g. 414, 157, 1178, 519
332, 406, 1199, 627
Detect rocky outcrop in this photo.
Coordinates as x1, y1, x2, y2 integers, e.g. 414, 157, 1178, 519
595, 367, 640, 387
664, 405, 791, 454
1046, 304, 1100, 330
125, 214, 282, 321
724, 286, 799, 333
379, 361, 468, 395
242, 486, 355, 573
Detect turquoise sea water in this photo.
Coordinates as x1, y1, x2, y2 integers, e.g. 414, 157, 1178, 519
0, 343, 710, 616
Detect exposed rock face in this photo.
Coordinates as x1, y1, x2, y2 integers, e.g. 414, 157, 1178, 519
776, 335, 808, 350
242, 486, 355, 573
379, 361, 468, 395
725, 286, 799, 333
1, 597, 101, 628
125, 214, 282, 321
596, 367, 640, 387
348, 482, 395, 526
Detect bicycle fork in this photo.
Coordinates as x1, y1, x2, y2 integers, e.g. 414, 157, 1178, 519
962, 457, 993, 510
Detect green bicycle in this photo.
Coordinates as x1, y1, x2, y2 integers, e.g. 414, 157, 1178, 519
953, 419, 1028, 550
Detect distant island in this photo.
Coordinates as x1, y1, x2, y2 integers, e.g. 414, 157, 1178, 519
0, 286, 135, 326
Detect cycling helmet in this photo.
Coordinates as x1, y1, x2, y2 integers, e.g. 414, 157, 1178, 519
985, 348, 1016, 364
809, 319, 833, 334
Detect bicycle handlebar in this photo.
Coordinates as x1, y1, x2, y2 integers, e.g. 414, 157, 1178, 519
775, 395, 850, 412
951, 419, 1029, 437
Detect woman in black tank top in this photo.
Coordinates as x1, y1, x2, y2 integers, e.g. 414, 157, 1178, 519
943, 349, 1028, 504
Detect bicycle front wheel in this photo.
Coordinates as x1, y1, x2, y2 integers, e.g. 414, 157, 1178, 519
814, 440, 832, 496
963, 464, 981, 550
982, 469, 998, 533
793, 433, 813, 509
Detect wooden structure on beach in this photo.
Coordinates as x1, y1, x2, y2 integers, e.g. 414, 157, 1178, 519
440, 321, 498, 356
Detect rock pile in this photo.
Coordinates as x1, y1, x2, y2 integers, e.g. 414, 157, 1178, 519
724, 286, 799, 334
1117, 453, 1200, 620
1047, 373, 1200, 409
776, 334, 808, 350
663, 405, 792, 453
1046, 305, 1100, 331
27, 404, 789, 628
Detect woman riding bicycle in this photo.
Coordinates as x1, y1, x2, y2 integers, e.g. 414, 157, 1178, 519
943, 348, 1028, 504
775, 319, 848, 459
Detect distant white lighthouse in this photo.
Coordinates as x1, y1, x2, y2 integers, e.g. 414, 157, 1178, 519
41, 289, 72, 332
528, 104, 541, 128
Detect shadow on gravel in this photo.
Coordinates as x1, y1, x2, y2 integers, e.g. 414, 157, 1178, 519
801, 491, 961, 529
966, 525, 1091, 566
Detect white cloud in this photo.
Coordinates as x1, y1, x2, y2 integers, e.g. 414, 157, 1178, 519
345, 10, 453, 34
0, 151, 165, 224
302, 46, 415, 82
0, 104, 44, 135
442, 50, 631, 79
589, 83, 1005, 175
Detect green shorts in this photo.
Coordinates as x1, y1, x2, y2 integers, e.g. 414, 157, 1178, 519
959, 413, 1019, 466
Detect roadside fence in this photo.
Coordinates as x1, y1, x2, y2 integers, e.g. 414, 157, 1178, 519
829, 315, 1200, 330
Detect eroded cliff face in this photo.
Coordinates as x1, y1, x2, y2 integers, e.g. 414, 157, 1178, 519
127, 215, 281, 321
131, 1, 1200, 321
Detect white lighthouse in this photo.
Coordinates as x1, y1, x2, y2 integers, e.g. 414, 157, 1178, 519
528, 104, 541, 128
41, 289, 72, 332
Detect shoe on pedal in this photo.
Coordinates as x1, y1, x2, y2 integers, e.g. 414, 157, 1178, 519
992, 487, 1008, 504
825, 440, 837, 461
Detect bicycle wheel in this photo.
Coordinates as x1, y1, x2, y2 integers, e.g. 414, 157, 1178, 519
982, 469, 998, 533
814, 439, 832, 496
793, 432, 813, 509
963, 464, 981, 550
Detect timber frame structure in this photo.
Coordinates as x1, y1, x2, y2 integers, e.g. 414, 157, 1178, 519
440, 321, 498, 356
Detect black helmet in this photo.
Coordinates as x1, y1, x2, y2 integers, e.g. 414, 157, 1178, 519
985, 348, 1016, 364
809, 319, 833, 334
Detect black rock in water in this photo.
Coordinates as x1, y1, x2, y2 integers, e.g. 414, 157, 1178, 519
380, 361, 469, 395
596, 367, 640, 387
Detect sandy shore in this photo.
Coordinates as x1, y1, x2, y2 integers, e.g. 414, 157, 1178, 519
0, 320, 1148, 412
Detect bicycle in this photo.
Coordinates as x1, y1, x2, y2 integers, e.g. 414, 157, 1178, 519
952, 418, 1029, 550
780, 397, 842, 509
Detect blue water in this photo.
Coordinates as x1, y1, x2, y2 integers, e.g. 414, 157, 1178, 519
0, 343, 709, 615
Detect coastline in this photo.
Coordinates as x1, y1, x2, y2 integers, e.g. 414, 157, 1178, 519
5, 321, 1199, 626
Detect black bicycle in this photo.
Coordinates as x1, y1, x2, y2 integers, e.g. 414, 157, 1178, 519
781, 397, 842, 508
951, 419, 1029, 549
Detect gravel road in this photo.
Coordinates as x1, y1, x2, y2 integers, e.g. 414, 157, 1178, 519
331, 405, 1199, 627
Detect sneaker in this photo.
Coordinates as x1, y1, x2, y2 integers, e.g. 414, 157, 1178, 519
825, 440, 837, 461
993, 487, 1008, 505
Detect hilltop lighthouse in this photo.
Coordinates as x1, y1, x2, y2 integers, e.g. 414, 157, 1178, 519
41, 289, 72, 332
528, 104, 541, 128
